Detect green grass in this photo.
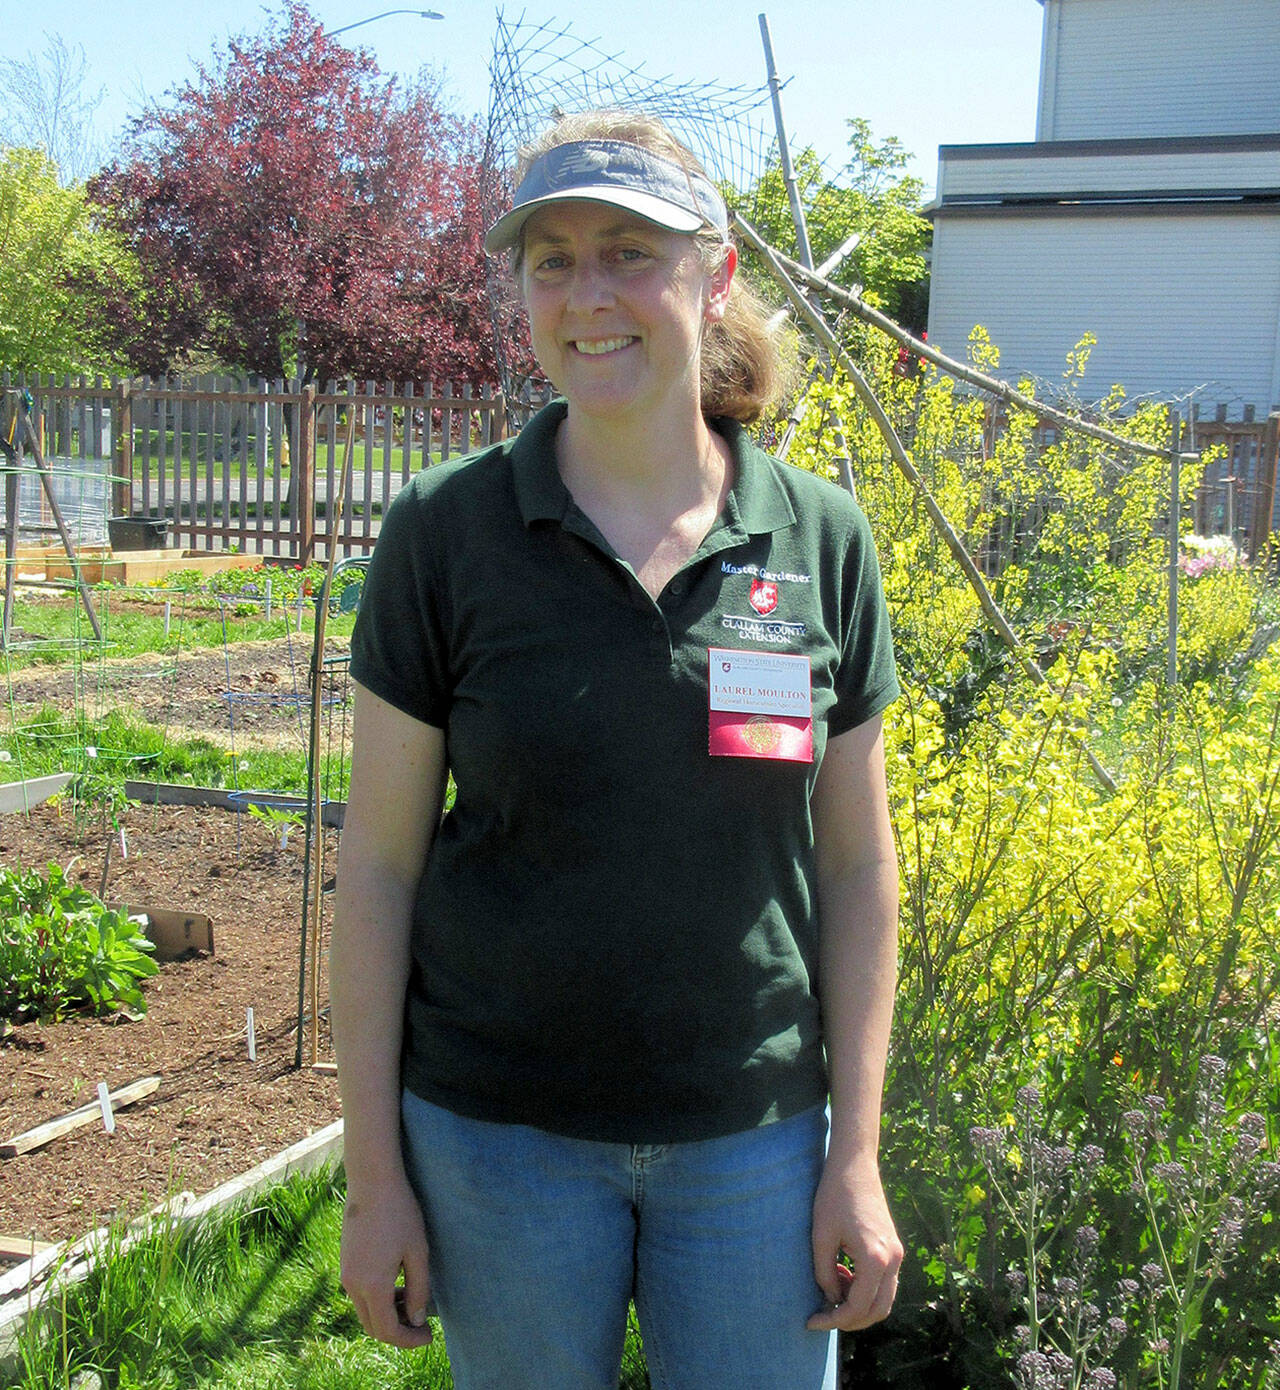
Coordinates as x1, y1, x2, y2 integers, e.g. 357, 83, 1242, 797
130, 434, 448, 481
0, 704, 318, 797
11, 1168, 652, 1389
1, 592, 356, 676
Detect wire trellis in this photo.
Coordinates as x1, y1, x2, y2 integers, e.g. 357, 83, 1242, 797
480, 10, 784, 406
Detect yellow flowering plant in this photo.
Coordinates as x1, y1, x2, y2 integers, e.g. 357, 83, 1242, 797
781, 335, 1280, 1387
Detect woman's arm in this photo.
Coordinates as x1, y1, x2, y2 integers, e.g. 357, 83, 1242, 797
805, 713, 904, 1333
332, 681, 447, 1348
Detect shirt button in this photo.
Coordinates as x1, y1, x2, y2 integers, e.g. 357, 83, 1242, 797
669, 577, 685, 596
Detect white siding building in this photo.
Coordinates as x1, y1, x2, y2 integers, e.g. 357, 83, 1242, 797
926, 0, 1280, 423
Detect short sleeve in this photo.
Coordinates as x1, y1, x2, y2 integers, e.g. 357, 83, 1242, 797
827, 506, 899, 737
349, 479, 452, 728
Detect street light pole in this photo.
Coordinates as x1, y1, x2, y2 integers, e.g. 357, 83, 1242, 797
329, 9, 444, 37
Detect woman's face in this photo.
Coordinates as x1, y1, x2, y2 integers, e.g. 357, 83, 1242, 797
520, 199, 734, 426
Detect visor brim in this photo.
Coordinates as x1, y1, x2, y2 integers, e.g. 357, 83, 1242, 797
484, 186, 707, 256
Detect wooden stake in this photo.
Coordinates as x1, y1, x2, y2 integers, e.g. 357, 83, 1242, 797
1, 1077, 160, 1158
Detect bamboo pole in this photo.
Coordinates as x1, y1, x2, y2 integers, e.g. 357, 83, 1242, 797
737, 223, 1182, 464
10, 393, 102, 640
1167, 406, 1181, 696
737, 214, 1120, 795
305, 408, 356, 1068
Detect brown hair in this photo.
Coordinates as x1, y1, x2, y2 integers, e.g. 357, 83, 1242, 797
513, 109, 794, 424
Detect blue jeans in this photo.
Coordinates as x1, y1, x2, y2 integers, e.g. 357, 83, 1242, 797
400, 1091, 837, 1390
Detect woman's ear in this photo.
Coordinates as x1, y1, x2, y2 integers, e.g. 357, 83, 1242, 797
704, 244, 737, 324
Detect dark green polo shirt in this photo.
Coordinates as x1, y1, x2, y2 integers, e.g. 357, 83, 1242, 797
350, 400, 898, 1143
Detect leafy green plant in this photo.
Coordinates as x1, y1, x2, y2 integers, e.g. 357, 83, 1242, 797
246, 799, 304, 849
0, 861, 158, 1022
1121, 1059, 1280, 1390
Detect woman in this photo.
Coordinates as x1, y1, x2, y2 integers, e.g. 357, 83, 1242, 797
332, 109, 903, 1390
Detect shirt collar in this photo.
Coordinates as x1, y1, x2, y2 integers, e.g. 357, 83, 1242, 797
511, 400, 797, 537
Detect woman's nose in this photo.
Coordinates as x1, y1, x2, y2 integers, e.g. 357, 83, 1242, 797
564, 262, 615, 312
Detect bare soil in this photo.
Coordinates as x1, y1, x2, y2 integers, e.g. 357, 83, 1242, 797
5, 623, 342, 752
0, 632, 346, 1252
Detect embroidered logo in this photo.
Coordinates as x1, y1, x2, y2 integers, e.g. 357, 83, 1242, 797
748, 578, 778, 616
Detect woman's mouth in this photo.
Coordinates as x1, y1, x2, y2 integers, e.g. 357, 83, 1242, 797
572, 336, 637, 356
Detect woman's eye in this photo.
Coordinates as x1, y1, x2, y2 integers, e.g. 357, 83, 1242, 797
533, 253, 569, 273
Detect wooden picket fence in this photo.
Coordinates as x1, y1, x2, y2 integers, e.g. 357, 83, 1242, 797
5, 371, 1276, 564
0, 373, 543, 562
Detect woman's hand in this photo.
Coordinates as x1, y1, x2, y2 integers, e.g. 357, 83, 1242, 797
340, 1172, 434, 1349
806, 1154, 903, 1333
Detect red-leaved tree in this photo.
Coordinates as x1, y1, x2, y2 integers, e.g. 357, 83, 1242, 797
88, 2, 494, 387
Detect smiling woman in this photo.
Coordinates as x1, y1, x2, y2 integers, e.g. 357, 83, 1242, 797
518, 200, 733, 430
331, 107, 904, 1390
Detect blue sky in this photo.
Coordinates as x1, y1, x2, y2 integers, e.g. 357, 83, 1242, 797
21, 1, 1046, 194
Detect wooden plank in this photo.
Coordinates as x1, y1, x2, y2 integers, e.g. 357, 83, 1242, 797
0, 1236, 53, 1261
377, 378, 392, 547
1, 1077, 161, 1158
0, 1119, 343, 1357
1249, 413, 1279, 559
122, 778, 347, 828
0, 773, 74, 814
441, 380, 454, 461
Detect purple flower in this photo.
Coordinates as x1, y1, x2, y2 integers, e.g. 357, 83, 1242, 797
1071, 1225, 1100, 1276
1085, 1371, 1117, 1390
1140, 1262, 1167, 1294
1016, 1082, 1041, 1111
1232, 1131, 1263, 1169
1017, 1349, 1072, 1390
1151, 1160, 1190, 1196
1031, 1138, 1073, 1182
1122, 1109, 1149, 1140
1079, 1144, 1104, 1176
970, 1125, 1004, 1167
1214, 1196, 1246, 1257
1256, 1162, 1280, 1195
1214, 1216, 1245, 1256
1102, 1315, 1129, 1353
1196, 1056, 1228, 1126
1015, 1351, 1050, 1390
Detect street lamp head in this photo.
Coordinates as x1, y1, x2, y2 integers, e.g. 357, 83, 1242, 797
329, 10, 445, 38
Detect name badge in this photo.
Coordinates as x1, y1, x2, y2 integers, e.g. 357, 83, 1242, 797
707, 647, 813, 763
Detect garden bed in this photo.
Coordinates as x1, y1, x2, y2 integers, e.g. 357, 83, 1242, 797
0, 795, 340, 1248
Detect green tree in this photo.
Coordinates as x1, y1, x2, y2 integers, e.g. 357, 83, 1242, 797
740, 117, 930, 329
0, 146, 134, 375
